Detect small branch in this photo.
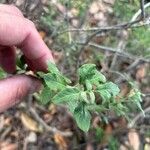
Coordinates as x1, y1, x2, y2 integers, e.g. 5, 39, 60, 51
58, 19, 142, 35
125, 59, 142, 71
143, 93, 150, 97
131, 2, 150, 21
57, 2, 150, 36
140, 0, 145, 19
77, 42, 150, 63
110, 31, 128, 70
29, 107, 72, 137
128, 107, 150, 128
27, 94, 73, 137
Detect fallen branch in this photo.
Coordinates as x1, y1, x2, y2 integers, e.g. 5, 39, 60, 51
77, 42, 150, 63
27, 94, 73, 137
29, 107, 73, 137
128, 107, 150, 128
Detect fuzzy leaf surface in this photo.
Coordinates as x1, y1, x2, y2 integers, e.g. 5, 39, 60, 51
73, 103, 91, 132
53, 87, 80, 104
40, 87, 52, 105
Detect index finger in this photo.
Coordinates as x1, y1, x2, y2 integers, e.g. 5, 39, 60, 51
0, 13, 54, 71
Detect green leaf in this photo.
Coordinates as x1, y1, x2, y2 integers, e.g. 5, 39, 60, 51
91, 70, 106, 84
78, 64, 96, 83
88, 91, 95, 104
85, 80, 92, 90
80, 91, 89, 103
97, 82, 120, 97
97, 89, 111, 101
78, 64, 106, 86
0, 68, 6, 79
56, 74, 71, 85
37, 71, 45, 78
47, 61, 60, 74
47, 61, 71, 85
40, 87, 52, 105
86, 104, 108, 112
128, 90, 144, 115
73, 103, 91, 132
53, 87, 80, 104
109, 101, 128, 116
67, 101, 79, 113
44, 73, 66, 90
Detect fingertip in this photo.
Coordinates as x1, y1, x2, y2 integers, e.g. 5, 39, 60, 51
0, 75, 42, 112
24, 52, 55, 72
0, 47, 16, 74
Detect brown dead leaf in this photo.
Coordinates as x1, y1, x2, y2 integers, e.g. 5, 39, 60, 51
43, 113, 53, 123
105, 124, 112, 135
52, 51, 64, 64
128, 129, 140, 150
0, 142, 17, 150
55, 3, 66, 14
112, 117, 127, 128
119, 83, 130, 97
92, 116, 101, 128
10, 131, 19, 138
102, 124, 113, 144
20, 112, 43, 132
89, 1, 104, 14
136, 64, 147, 81
48, 104, 57, 115
4, 117, 12, 126
70, 8, 79, 17
89, 2, 100, 14
119, 142, 129, 150
119, 145, 128, 150
39, 31, 46, 39
94, 12, 105, 21
86, 143, 94, 150
54, 133, 68, 150
71, 19, 79, 27
16, 0, 24, 7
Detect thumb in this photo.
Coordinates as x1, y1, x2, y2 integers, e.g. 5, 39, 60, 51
0, 75, 41, 112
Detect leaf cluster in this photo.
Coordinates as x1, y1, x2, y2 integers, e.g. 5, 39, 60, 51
37, 62, 143, 132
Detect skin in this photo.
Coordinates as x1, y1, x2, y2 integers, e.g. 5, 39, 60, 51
0, 4, 54, 112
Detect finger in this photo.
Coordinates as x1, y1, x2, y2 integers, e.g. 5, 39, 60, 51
0, 4, 23, 17
0, 75, 41, 113
0, 13, 54, 71
0, 46, 16, 73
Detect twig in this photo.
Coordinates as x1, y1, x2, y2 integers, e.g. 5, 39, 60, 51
110, 30, 128, 70
125, 59, 142, 71
75, 19, 141, 68
58, 19, 143, 35
0, 115, 4, 133
76, 30, 104, 69
57, 2, 150, 36
0, 126, 12, 140
108, 70, 129, 82
140, 0, 146, 19
110, 0, 149, 70
128, 107, 150, 128
77, 42, 150, 63
131, 2, 150, 21
73, 1, 150, 68
29, 107, 72, 137
143, 93, 150, 97
27, 94, 72, 137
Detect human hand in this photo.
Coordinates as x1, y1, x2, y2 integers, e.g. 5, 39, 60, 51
0, 4, 54, 112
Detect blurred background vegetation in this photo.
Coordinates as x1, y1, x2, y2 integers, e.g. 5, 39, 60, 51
0, 0, 150, 150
